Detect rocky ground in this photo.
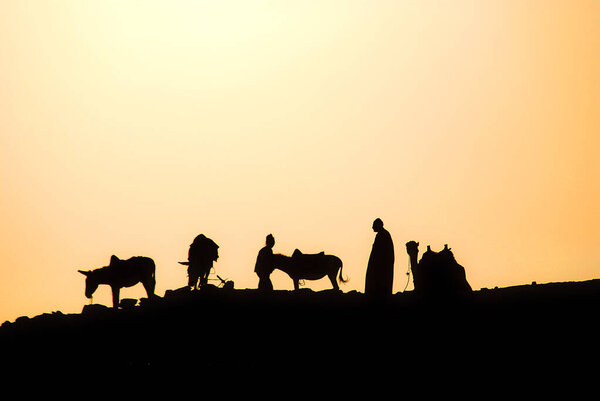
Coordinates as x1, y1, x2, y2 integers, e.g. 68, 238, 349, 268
2, 281, 599, 388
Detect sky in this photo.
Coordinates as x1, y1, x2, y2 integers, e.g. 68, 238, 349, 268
1, 0, 599, 323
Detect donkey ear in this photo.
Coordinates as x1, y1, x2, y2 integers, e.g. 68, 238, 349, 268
110, 255, 120, 265
78, 270, 90, 276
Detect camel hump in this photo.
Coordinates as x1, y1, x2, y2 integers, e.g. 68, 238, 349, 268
439, 246, 455, 260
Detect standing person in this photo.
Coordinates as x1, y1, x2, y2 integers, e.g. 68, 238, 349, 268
255, 234, 275, 291
365, 218, 395, 297
187, 234, 219, 289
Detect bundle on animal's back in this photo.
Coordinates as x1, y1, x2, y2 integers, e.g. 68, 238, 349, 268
181, 233, 220, 289
189, 234, 219, 264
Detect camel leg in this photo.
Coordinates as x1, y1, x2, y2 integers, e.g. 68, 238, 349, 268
111, 286, 120, 308
293, 279, 300, 290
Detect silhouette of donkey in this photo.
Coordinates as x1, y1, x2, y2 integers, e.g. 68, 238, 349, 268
78, 255, 156, 308
272, 249, 347, 290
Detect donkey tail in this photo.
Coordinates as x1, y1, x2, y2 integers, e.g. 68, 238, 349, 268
337, 257, 349, 284
146, 258, 157, 296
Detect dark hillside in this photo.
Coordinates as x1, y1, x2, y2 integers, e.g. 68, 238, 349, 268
2, 281, 599, 384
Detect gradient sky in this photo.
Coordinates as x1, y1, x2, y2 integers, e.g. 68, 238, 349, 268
1, 0, 598, 323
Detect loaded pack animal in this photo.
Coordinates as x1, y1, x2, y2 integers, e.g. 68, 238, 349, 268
272, 249, 348, 291
78, 255, 156, 308
179, 234, 219, 289
405, 241, 471, 297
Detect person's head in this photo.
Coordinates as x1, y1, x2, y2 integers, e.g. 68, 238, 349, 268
266, 234, 275, 248
372, 218, 384, 232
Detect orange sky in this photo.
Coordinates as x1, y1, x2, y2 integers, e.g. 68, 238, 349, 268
1, 1, 599, 323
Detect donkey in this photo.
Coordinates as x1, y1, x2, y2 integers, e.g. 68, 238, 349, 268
78, 255, 156, 308
272, 249, 348, 291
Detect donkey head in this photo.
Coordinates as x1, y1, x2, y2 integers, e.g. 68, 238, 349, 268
272, 253, 292, 268
78, 270, 99, 299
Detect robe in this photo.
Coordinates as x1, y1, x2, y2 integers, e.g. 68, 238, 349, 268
255, 246, 274, 291
365, 228, 395, 296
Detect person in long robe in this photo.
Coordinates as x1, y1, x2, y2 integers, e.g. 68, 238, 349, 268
365, 218, 395, 297
255, 234, 275, 291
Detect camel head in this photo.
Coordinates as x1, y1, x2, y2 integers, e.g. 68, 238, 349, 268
405, 241, 419, 259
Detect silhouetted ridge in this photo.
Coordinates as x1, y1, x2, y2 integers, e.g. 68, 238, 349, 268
2, 281, 600, 382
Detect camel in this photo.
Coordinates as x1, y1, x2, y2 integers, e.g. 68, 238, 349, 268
405, 241, 471, 296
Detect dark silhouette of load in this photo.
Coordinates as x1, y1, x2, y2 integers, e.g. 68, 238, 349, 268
272, 249, 347, 290
78, 255, 156, 308
179, 234, 219, 289
406, 241, 471, 297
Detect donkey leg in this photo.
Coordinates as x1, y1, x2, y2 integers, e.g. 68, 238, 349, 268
188, 268, 199, 289
329, 273, 340, 291
111, 287, 120, 308
143, 278, 156, 298
293, 279, 300, 290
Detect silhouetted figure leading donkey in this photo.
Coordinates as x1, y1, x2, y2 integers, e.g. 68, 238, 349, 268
255, 234, 276, 291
